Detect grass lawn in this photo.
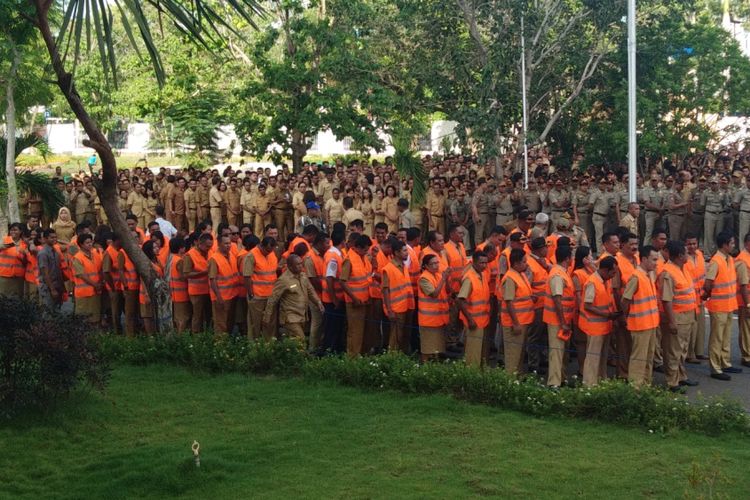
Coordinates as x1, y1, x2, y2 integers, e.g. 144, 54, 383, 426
1, 364, 747, 499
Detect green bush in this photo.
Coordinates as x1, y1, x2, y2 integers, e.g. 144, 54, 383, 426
98, 335, 750, 436
0, 297, 110, 416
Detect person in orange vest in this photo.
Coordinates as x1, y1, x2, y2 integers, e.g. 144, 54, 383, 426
684, 234, 707, 362
526, 237, 551, 373
445, 225, 468, 293
281, 224, 318, 261
499, 248, 535, 374
321, 230, 348, 352
571, 245, 596, 375
208, 234, 240, 335
72, 233, 104, 324
597, 231, 620, 261
621, 245, 660, 387
117, 231, 141, 337
612, 231, 639, 379
243, 236, 279, 340
23, 227, 41, 303
382, 239, 414, 353
264, 253, 324, 343
544, 244, 575, 388
457, 250, 490, 367
735, 232, 750, 369
340, 234, 374, 356
102, 233, 123, 334
658, 241, 700, 392
304, 233, 330, 351
650, 227, 669, 370
702, 231, 742, 381
579, 255, 619, 386
418, 253, 451, 362
498, 231, 526, 276
0, 222, 28, 297
182, 233, 214, 334
138, 240, 164, 335
167, 237, 190, 333
368, 224, 392, 352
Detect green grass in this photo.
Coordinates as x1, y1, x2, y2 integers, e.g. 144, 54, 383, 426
1, 364, 747, 499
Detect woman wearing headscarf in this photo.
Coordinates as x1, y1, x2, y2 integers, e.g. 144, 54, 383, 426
51, 207, 76, 243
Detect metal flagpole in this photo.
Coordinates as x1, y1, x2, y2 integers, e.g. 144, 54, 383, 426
521, 15, 529, 189
627, 0, 637, 202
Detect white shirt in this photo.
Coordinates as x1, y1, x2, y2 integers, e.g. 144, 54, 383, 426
155, 217, 178, 239
325, 246, 343, 277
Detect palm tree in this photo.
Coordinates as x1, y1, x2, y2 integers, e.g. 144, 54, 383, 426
23, 0, 263, 313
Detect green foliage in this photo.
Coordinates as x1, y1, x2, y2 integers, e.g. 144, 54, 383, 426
391, 130, 428, 206
0, 297, 110, 417
98, 335, 749, 436
13, 170, 66, 218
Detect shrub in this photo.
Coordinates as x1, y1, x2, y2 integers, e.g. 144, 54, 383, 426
98, 335, 750, 436
0, 297, 110, 416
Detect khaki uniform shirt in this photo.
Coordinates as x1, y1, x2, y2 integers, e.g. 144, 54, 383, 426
701, 189, 728, 214
184, 188, 199, 211
325, 198, 345, 223
263, 269, 321, 324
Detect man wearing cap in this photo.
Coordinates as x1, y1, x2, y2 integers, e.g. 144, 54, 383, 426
620, 202, 640, 240
521, 178, 542, 214
615, 175, 631, 226
530, 213, 549, 239
690, 176, 708, 247
573, 178, 592, 244
588, 178, 612, 254
299, 202, 325, 234
548, 179, 570, 232
730, 170, 745, 239
494, 181, 515, 229
450, 191, 472, 249
734, 172, 750, 244
642, 175, 664, 243
701, 177, 728, 256
471, 180, 491, 247
667, 178, 689, 241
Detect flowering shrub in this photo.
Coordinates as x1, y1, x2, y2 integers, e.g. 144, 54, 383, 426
98, 335, 749, 436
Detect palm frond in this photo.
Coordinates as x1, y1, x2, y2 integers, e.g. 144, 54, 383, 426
56, 0, 265, 87
392, 130, 428, 207
13, 171, 66, 219
0, 134, 46, 162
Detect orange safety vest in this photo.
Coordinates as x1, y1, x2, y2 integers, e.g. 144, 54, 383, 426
406, 245, 421, 291
73, 251, 102, 298
170, 255, 189, 303
499, 269, 535, 327
684, 250, 706, 306
322, 247, 345, 303
625, 268, 659, 331
209, 251, 240, 302
705, 251, 737, 313
25, 248, 39, 285
420, 246, 449, 274
418, 270, 449, 327
343, 251, 372, 303
735, 250, 750, 307
444, 240, 467, 294
0, 237, 26, 278
381, 260, 413, 314
306, 249, 326, 298
526, 254, 549, 309
369, 246, 390, 300
460, 268, 490, 328
283, 236, 311, 259
249, 247, 278, 298
119, 250, 139, 291
186, 248, 210, 295
578, 272, 614, 336
104, 246, 122, 291
139, 262, 163, 305
236, 249, 249, 298
663, 262, 697, 313
615, 252, 639, 287
542, 265, 576, 325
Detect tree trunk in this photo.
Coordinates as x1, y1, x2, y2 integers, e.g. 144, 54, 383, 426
4, 39, 21, 223
290, 129, 309, 174
32, 1, 162, 303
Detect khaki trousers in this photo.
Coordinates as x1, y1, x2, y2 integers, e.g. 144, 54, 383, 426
248, 297, 276, 340
109, 290, 123, 335
173, 213, 187, 233
474, 214, 488, 247
689, 304, 706, 358
173, 301, 191, 333
227, 212, 240, 228
628, 328, 657, 388
573, 324, 588, 375
644, 212, 660, 247
187, 209, 199, 233
211, 208, 222, 232
76, 295, 102, 324
346, 302, 369, 357
582, 334, 610, 386
708, 311, 733, 374
212, 298, 235, 335
388, 311, 410, 353
668, 214, 686, 241
366, 299, 386, 352
739, 214, 750, 249
614, 321, 632, 379
578, 213, 593, 245
592, 214, 607, 253
282, 322, 305, 345
308, 302, 324, 351
274, 211, 287, 242
123, 289, 139, 337
190, 294, 211, 334
662, 322, 691, 388
703, 214, 723, 256
739, 306, 750, 364
546, 323, 569, 387
502, 325, 529, 375
465, 326, 489, 368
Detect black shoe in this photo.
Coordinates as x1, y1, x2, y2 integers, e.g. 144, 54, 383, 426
669, 385, 686, 393
696, 355, 709, 360
679, 379, 699, 387
723, 366, 743, 374
685, 358, 702, 364
653, 364, 664, 373
710, 373, 731, 381
741, 360, 750, 368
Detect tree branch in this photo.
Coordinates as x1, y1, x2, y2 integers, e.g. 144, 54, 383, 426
456, 0, 489, 67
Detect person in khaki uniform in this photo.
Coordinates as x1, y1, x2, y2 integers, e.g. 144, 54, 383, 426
426, 184, 446, 235
493, 183, 515, 228
642, 175, 664, 243
620, 202, 640, 240
457, 251, 490, 367
701, 178, 728, 256
264, 254, 323, 343
241, 180, 257, 226
271, 178, 294, 241
690, 176, 708, 247
209, 178, 224, 230
340, 234, 374, 356
547, 180, 570, 231
572, 179, 593, 245
169, 178, 188, 232
253, 184, 273, 236
658, 240, 699, 392
589, 178, 612, 253
184, 179, 200, 233
735, 233, 750, 369
666, 179, 689, 240
226, 178, 243, 228
196, 176, 211, 223
734, 174, 750, 244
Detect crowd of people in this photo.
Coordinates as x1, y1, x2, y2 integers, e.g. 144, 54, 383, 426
2, 147, 750, 391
